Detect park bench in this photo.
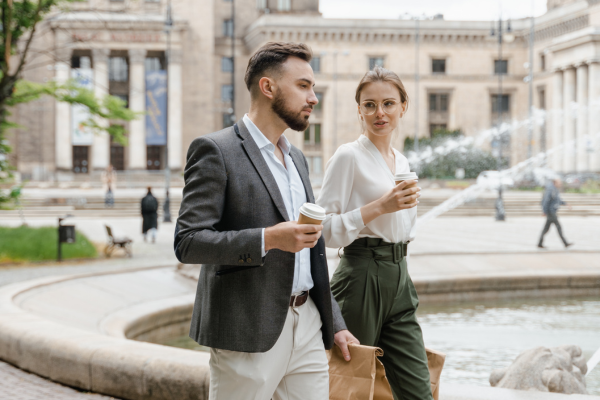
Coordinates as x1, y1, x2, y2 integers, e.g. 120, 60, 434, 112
104, 225, 133, 258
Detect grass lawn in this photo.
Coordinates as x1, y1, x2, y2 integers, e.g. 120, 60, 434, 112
0, 226, 97, 263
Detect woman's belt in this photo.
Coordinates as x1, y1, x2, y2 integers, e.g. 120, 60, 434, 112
344, 237, 408, 263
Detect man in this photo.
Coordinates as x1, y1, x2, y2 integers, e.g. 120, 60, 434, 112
174, 42, 357, 400
141, 187, 158, 243
538, 178, 573, 249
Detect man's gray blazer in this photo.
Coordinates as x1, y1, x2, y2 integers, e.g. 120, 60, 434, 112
174, 119, 347, 353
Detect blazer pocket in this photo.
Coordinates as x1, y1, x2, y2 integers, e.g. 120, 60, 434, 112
215, 265, 260, 276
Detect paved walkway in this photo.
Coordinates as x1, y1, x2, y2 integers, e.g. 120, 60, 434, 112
0, 215, 599, 399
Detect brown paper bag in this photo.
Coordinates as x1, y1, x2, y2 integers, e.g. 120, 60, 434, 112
328, 344, 446, 400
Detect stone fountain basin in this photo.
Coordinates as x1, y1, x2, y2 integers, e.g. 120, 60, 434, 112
1, 263, 600, 400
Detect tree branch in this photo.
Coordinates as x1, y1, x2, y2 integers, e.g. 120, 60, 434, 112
14, 0, 44, 78
4, 0, 13, 73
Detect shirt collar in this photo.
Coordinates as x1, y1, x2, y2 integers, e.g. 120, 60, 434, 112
243, 114, 291, 155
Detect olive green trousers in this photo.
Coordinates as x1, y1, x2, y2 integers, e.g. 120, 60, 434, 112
331, 238, 433, 400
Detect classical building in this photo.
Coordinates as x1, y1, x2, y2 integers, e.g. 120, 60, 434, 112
6, 0, 600, 184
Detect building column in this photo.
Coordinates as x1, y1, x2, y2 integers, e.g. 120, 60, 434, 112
552, 69, 563, 171
562, 67, 576, 173
168, 49, 183, 170
589, 61, 600, 172
54, 48, 72, 171
128, 49, 147, 170
576, 63, 589, 172
92, 48, 110, 171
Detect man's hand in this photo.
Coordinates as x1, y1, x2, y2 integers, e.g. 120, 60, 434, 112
334, 330, 360, 361
264, 221, 322, 253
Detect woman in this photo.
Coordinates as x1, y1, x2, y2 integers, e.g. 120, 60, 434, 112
317, 66, 431, 400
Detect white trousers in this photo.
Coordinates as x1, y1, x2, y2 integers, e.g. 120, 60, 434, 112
208, 296, 329, 400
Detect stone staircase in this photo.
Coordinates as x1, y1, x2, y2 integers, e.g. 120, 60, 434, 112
2, 191, 600, 219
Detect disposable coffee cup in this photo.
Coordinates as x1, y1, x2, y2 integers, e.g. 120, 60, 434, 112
395, 172, 419, 205
394, 172, 419, 189
298, 203, 326, 226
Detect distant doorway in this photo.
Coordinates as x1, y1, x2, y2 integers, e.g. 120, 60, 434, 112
73, 146, 89, 174
147, 145, 164, 170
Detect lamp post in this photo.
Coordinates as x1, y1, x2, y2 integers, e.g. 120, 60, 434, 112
163, 0, 173, 223
490, 15, 514, 221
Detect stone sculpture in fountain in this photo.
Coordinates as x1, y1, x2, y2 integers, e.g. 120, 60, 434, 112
489, 345, 588, 394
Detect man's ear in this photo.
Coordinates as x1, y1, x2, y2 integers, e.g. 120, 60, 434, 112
258, 77, 275, 100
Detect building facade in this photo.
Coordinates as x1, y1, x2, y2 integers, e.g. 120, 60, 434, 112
6, 0, 600, 184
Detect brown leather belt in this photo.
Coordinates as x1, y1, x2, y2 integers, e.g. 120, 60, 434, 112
290, 291, 309, 307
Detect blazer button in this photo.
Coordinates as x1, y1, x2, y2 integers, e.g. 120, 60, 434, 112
246, 258, 252, 263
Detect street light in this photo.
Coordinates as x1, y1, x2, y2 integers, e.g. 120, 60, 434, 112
490, 15, 514, 221
163, 0, 173, 223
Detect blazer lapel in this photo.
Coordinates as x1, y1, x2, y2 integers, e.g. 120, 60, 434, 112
289, 148, 315, 203
236, 121, 290, 222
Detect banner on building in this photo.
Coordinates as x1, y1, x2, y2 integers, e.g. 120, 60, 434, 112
71, 68, 94, 145
145, 71, 168, 145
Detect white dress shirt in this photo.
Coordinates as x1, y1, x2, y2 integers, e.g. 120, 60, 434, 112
243, 114, 314, 294
317, 134, 417, 248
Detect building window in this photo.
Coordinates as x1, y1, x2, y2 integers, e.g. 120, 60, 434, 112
221, 84, 233, 102
257, 0, 267, 9
223, 113, 235, 128
147, 146, 164, 170
223, 19, 234, 37
221, 57, 233, 72
429, 93, 448, 112
72, 146, 89, 174
494, 59, 508, 75
432, 59, 446, 74
145, 57, 164, 72
71, 56, 91, 69
430, 124, 447, 135
304, 124, 321, 148
310, 57, 321, 73
109, 57, 129, 82
538, 88, 546, 110
314, 92, 323, 110
278, 0, 291, 11
540, 54, 546, 71
491, 94, 510, 114
369, 57, 385, 70
306, 156, 323, 175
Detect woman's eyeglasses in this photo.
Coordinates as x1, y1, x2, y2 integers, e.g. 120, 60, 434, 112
360, 100, 400, 116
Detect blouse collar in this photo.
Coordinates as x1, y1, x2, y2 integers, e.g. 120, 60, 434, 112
358, 134, 396, 179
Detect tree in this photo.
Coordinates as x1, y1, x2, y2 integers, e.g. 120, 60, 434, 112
0, 0, 138, 203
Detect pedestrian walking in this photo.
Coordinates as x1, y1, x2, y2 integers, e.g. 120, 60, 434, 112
538, 178, 573, 249
317, 66, 431, 400
102, 165, 116, 208
141, 187, 159, 243
175, 42, 353, 400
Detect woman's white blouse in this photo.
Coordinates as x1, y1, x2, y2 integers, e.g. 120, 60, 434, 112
317, 134, 417, 248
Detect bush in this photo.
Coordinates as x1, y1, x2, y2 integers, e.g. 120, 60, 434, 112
0, 226, 97, 263
405, 128, 498, 179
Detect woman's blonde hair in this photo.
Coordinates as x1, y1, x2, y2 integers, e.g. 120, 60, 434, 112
355, 66, 410, 110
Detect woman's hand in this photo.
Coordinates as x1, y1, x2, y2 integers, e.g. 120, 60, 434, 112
360, 180, 421, 225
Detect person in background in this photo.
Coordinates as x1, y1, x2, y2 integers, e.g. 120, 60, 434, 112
538, 178, 573, 249
141, 187, 159, 243
102, 165, 116, 208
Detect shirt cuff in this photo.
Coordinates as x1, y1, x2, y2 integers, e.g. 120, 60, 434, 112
261, 228, 267, 257
350, 207, 367, 230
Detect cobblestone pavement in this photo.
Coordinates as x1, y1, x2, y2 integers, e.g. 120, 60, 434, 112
0, 361, 118, 399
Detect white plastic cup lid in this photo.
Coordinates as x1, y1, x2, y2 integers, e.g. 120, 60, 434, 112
299, 203, 326, 221
394, 172, 419, 181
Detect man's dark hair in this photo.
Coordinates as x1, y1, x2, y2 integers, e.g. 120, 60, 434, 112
244, 42, 312, 96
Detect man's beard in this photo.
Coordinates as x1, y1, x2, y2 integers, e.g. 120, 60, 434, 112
271, 91, 311, 132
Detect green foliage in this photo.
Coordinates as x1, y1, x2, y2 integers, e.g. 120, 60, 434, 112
0, 226, 97, 263
404, 128, 462, 152
406, 128, 498, 179
565, 180, 600, 194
